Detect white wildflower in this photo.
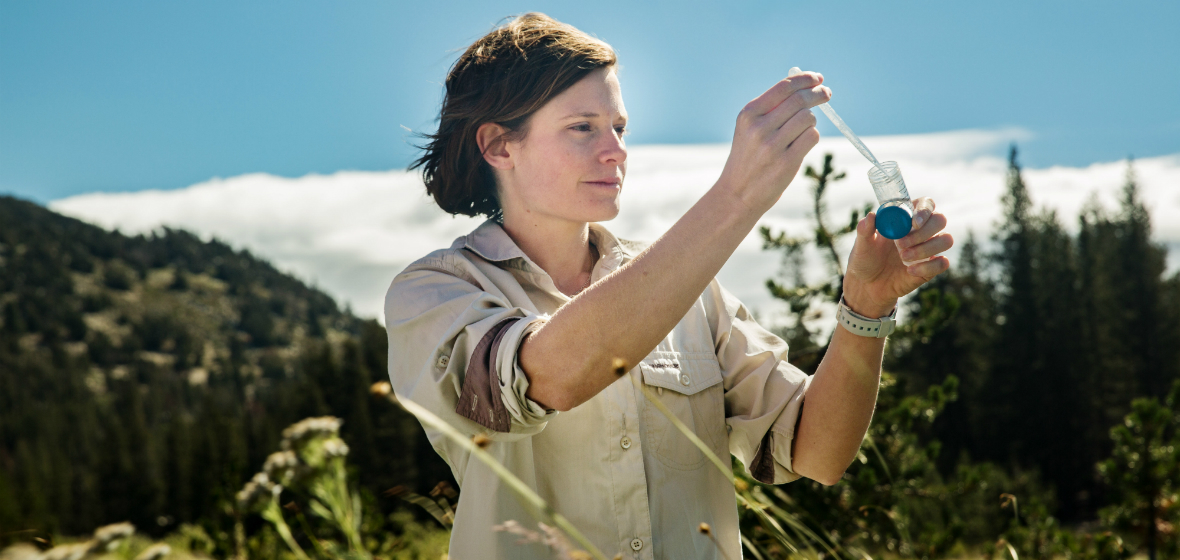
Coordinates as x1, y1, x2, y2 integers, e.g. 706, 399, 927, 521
322, 438, 350, 459
262, 450, 305, 485
133, 543, 172, 560
236, 472, 280, 511
93, 521, 135, 549
42, 542, 94, 560
280, 416, 342, 450
0, 543, 43, 560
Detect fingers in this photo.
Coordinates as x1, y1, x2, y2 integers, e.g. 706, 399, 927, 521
763, 83, 831, 134
743, 72, 825, 118
900, 232, 955, 264
897, 209, 948, 250
772, 108, 818, 149
911, 197, 936, 230
783, 126, 821, 168
858, 211, 877, 240
907, 255, 951, 280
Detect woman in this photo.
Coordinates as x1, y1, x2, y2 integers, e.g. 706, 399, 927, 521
386, 13, 952, 560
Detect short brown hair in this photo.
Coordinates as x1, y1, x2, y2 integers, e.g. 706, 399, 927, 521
410, 13, 617, 219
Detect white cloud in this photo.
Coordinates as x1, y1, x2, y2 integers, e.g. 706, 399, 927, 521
50, 128, 1180, 325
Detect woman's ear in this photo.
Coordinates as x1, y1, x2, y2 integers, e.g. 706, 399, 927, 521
476, 122, 513, 170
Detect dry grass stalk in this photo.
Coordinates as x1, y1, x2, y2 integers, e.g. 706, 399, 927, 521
493, 520, 592, 559
997, 538, 1020, 560
386, 485, 456, 527
627, 370, 734, 483
1000, 493, 1019, 524
697, 522, 735, 560
391, 395, 610, 560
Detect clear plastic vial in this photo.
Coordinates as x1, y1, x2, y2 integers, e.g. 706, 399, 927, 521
867, 161, 914, 240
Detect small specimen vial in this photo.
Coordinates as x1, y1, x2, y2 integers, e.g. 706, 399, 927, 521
866, 162, 914, 240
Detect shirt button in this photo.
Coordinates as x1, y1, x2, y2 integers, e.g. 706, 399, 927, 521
630, 538, 643, 551
680, 374, 691, 386
620, 436, 632, 450
437, 355, 450, 368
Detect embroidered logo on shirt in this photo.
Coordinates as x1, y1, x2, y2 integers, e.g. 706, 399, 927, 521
647, 359, 681, 371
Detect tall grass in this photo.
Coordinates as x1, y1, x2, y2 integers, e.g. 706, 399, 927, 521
3, 369, 1163, 559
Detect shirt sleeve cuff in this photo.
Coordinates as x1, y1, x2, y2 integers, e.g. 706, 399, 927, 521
751, 373, 812, 484
455, 315, 554, 433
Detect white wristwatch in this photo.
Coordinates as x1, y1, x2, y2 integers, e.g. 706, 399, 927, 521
836, 297, 897, 338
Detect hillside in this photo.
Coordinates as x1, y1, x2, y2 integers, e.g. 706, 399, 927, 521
0, 195, 450, 540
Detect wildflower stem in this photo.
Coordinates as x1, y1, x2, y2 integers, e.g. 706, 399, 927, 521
290, 507, 331, 559
309, 461, 367, 556
394, 397, 610, 560
233, 515, 246, 560
261, 498, 312, 560
757, 492, 843, 557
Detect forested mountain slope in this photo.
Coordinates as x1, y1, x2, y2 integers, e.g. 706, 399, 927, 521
0, 195, 449, 539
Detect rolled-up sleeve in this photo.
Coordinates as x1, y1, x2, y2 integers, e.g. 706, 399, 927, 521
384, 254, 556, 445
705, 280, 812, 484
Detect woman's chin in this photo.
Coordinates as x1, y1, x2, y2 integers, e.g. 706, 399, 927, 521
582, 201, 621, 223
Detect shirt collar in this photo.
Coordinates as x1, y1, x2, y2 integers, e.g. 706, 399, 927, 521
458, 219, 527, 263
458, 219, 636, 267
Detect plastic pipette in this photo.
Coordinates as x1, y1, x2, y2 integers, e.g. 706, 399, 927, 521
787, 67, 881, 169
786, 67, 919, 242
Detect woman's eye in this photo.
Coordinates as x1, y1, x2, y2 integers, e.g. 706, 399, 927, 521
615, 126, 628, 136
571, 123, 592, 132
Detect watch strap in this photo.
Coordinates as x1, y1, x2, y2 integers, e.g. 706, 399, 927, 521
836, 297, 897, 338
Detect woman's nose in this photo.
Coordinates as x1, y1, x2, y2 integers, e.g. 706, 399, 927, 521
599, 133, 627, 166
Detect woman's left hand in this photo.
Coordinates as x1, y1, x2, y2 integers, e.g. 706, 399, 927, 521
842, 197, 953, 317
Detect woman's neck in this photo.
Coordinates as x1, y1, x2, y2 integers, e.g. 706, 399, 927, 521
501, 213, 597, 296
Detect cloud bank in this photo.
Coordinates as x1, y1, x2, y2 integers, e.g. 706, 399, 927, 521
50, 128, 1180, 324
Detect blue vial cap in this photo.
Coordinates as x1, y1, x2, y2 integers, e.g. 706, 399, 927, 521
876, 205, 913, 240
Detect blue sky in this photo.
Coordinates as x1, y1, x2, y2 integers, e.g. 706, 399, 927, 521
3, 0, 1178, 203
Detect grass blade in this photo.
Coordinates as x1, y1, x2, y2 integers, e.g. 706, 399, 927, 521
394, 396, 609, 560
628, 372, 734, 483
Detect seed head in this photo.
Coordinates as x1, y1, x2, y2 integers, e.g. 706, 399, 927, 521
698, 522, 712, 536
370, 381, 393, 397
612, 358, 628, 376
734, 478, 749, 492
430, 480, 457, 499
472, 433, 491, 449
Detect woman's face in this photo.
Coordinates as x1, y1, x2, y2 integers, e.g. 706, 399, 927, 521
495, 67, 628, 227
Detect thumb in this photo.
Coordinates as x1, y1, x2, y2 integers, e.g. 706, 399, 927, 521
857, 211, 878, 243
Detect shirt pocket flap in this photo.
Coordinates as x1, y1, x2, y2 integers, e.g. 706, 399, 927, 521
639, 350, 722, 396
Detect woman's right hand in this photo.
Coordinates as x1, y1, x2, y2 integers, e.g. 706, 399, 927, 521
717, 71, 831, 214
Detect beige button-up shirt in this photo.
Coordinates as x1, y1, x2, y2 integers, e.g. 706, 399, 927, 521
384, 220, 811, 560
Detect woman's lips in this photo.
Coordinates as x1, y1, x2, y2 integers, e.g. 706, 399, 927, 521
584, 180, 621, 188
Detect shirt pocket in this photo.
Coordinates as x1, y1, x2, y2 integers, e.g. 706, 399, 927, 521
638, 350, 726, 470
